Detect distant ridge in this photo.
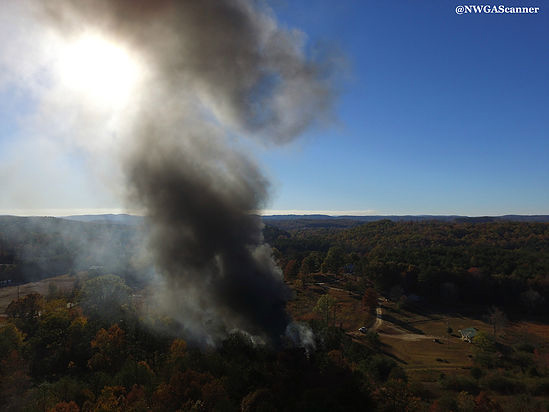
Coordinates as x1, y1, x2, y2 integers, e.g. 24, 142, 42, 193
25, 213, 549, 226
262, 214, 549, 223
61, 214, 143, 225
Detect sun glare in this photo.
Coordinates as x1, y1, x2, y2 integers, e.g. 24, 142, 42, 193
59, 34, 142, 107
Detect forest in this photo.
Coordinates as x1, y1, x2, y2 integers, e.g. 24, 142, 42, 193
268, 219, 549, 315
0, 216, 548, 411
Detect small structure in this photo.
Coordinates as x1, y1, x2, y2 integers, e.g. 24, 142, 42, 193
459, 327, 478, 343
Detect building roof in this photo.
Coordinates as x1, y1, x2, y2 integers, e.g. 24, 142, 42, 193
459, 327, 478, 338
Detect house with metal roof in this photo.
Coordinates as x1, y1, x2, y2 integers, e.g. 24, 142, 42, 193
458, 327, 478, 343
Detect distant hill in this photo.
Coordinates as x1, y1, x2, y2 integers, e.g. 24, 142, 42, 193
62, 214, 144, 225
262, 214, 549, 222
0, 215, 143, 285
6, 212, 549, 230
59, 213, 549, 228
262, 214, 549, 230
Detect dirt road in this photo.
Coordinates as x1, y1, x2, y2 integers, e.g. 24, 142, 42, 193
374, 304, 438, 341
371, 307, 383, 331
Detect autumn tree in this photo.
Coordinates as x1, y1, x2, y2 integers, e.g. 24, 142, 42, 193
92, 386, 127, 411
169, 338, 187, 362
88, 324, 126, 372
156, 369, 228, 411
474, 391, 502, 412
456, 391, 475, 411
241, 388, 276, 412
47, 401, 80, 412
125, 385, 148, 411
283, 259, 299, 280
375, 379, 420, 412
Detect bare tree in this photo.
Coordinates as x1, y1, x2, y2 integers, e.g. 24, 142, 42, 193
485, 306, 506, 338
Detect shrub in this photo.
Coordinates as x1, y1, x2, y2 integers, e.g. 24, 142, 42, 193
529, 377, 549, 396
388, 366, 407, 382
470, 367, 483, 380
409, 381, 433, 400
514, 342, 535, 353
512, 351, 534, 371
440, 374, 479, 394
361, 355, 396, 383
482, 374, 526, 394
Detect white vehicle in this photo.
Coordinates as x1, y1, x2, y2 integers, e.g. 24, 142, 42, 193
358, 327, 368, 334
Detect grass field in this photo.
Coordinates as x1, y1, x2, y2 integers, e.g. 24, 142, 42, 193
375, 303, 481, 374
287, 277, 373, 331
0, 274, 77, 316
287, 277, 549, 391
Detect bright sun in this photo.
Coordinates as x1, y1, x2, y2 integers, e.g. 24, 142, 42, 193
59, 34, 142, 107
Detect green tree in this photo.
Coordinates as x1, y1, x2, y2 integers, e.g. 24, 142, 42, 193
300, 252, 322, 275
0, 323, 24, 361
6, 293, 45, 336
65, 316, 94, 372
78, 275, 132, 322
473, 331, 497, 368
321, 247, 344, 274
314, 294, 337, 327
0, 350, 31, 411
29, 307, 73, 378
473, 331, 496, 353
470, 367, 483, 380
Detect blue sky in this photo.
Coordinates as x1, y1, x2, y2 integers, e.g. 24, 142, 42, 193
1, 1, 548, 216
259, 0, 549, 215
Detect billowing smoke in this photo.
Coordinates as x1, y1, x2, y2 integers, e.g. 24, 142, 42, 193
24, 0, 334, 345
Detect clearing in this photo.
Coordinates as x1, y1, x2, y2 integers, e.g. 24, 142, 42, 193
0, 274, 77, 316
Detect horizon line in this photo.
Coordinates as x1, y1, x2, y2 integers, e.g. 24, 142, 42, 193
1, 208, 548, 218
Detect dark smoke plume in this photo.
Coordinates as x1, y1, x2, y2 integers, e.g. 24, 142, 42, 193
38, 0, 334, 345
